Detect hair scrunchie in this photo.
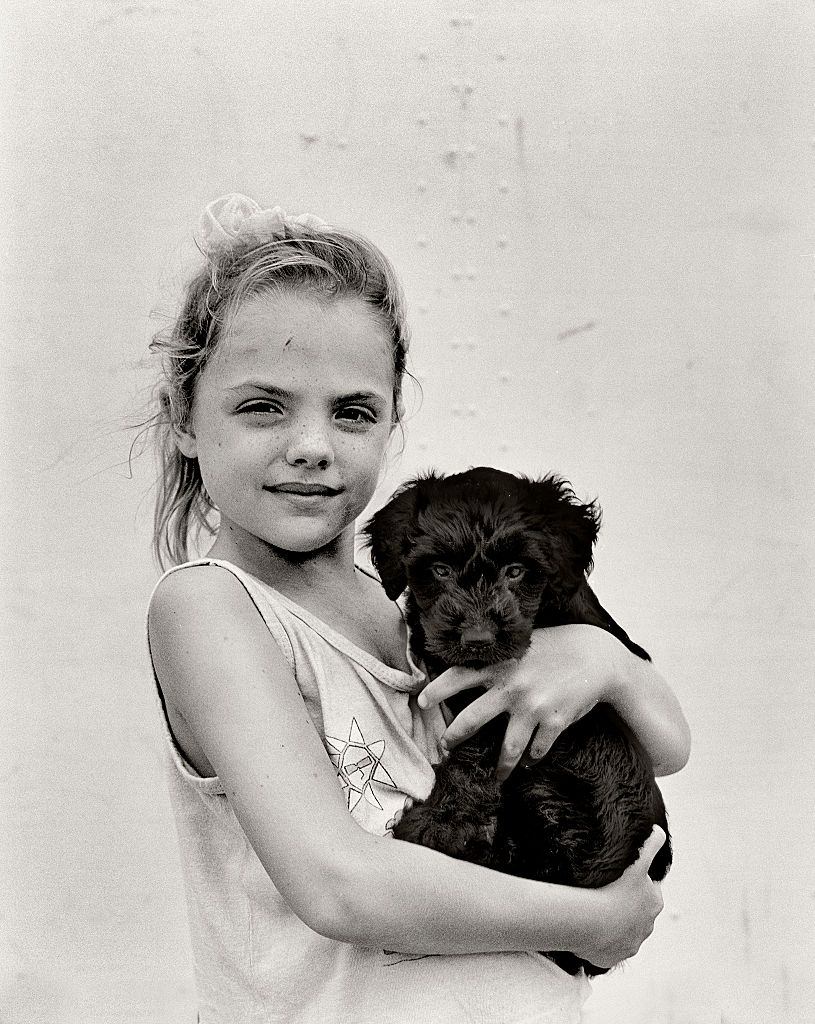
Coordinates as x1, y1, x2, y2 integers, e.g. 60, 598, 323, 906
197, 193, 328, 256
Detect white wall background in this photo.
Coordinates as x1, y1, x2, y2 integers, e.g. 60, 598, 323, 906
2, 2, 813, 1021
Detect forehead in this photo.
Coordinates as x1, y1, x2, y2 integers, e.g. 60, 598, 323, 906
212, 288, 395, 391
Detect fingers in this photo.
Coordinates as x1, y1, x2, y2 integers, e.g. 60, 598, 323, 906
440, 689, 505, 749
495, 717, 536, 782
527, 719, 564, 761
418, 666, 487, 709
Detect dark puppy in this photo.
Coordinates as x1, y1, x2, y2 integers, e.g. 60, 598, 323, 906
363, 467, 671, 977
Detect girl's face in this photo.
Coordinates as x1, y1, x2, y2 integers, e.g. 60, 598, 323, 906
177, 289, 397, 559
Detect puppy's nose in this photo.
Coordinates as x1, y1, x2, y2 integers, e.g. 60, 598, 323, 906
460, 626, 495, 645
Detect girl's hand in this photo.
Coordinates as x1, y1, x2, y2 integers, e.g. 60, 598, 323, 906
418, 624, 616, 781
573, 826, 667, 969
418, 623, 691, 780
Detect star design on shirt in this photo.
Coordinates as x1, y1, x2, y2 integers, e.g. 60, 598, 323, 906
325, 717, 398, 812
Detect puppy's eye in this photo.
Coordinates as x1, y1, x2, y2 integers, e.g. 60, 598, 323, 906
504, 564, 526, 581
430, 563, 453, 580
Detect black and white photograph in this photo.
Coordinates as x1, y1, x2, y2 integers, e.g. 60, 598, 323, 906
2, 2, 813, 1022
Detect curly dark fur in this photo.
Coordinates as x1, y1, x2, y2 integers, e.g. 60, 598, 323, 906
363, 467, 671, 977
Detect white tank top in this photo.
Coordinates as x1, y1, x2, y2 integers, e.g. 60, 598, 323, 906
147, 558, 590, 1023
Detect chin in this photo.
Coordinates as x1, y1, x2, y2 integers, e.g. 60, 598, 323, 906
263, 520, 351, 557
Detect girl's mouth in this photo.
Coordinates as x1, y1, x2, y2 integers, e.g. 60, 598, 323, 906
267, 482, 343, 496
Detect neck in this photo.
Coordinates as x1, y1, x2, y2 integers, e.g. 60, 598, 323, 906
207, 524, 358, 593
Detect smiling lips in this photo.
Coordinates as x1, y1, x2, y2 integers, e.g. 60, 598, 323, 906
267, 482, 343, 496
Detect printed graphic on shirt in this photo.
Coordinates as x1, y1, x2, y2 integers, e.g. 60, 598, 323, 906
326, 717, 399, 812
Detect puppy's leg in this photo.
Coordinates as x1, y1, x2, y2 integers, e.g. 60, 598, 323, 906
392, 738, 503, 868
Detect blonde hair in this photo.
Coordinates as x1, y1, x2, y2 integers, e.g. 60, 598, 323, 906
148, 219, 411, 568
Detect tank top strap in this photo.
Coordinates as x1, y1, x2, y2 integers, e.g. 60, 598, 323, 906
149, 558, 425, 693
149, 558, 296, 669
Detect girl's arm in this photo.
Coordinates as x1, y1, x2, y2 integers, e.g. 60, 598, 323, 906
149, 567, 664, 966
418, 624, 691, 780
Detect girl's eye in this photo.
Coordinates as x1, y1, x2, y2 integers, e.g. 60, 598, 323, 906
239, 400, 283, 416
504, 564, 526, 581
431, 563, 452, 580
337, 406, 377, 424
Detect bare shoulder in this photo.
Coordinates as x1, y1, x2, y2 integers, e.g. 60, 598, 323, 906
149, 562, 252, 633
148, 563, 291, 712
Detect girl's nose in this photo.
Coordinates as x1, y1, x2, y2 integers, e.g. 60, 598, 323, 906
284, 420, 335, 470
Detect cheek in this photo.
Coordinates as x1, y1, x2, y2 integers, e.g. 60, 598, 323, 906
348, 430, 390, 475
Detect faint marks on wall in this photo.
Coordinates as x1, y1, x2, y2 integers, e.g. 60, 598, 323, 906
405, 10, 586, 346
557, 320, 597, 341
404, 11, 535, 461
332, 33, 360, 157
95, 0, 211, 27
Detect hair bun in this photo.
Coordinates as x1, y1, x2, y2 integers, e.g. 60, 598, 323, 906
197, 193, 327, 257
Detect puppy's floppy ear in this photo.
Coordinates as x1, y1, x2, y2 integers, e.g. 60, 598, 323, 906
362, 475, 438, 600
525, 476, 602, 595
569, 582, 651, 661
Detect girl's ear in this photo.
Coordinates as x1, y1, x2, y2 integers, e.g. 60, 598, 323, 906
362, 476, 436, 600
172, 421, 198, 459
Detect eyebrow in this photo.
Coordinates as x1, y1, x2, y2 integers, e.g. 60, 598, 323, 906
226, 382, 289, 397
227, 382, 386, 405
335, 391, 386, 406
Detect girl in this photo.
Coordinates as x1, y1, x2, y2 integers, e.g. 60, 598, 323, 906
146, 194, 690, 1023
